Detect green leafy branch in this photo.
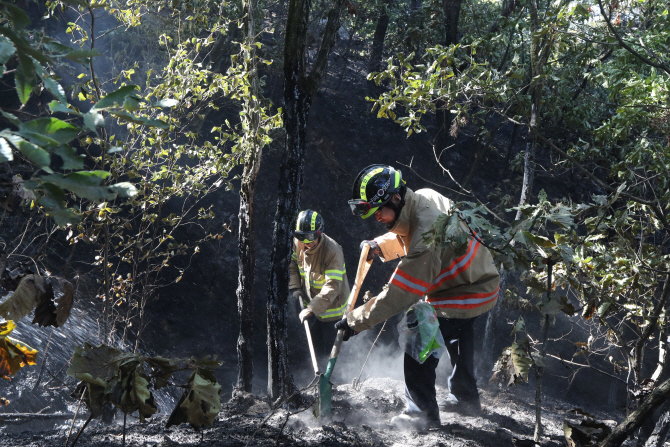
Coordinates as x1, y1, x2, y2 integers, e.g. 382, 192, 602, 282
0, 3, 176, 226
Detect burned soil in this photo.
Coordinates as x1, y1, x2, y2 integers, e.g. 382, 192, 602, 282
2, 378, 627, 447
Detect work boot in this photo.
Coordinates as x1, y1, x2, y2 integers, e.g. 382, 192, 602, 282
439, 391, 482, 416
390, 411, 440, 430
444, 399, 482, 416
437, 393, 459, 410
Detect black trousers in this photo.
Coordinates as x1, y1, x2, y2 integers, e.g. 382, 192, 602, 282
404, 316, 479, 422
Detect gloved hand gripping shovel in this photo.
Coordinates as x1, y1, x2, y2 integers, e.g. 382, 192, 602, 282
316, 243, 373, 418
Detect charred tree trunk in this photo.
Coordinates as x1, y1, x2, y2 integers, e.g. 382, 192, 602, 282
267, 0, 346, 402
534, 258, 554, 442
435, 0, 462, 159
514, 0, 551, 222
514, 105, 536, 222
236, 0, 261, 393
602, 378, 670, 447
460, 137, 485, 189
644, 411, 670, 447
444, 0, 463, 46
368, 0, 392, 75
266, 0, 310, 402
236, 158, 258, 393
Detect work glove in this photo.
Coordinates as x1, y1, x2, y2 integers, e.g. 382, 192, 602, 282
334, 316, 358, 341
290, 288, 306, 313
360, 240, 381, 261
299, 308, 314, 324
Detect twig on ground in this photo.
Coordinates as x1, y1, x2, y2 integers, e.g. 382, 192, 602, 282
353, 321, 387, 390
45, 366, 73, 391
245, 377, 318, 447
0, 413, 86, 420
32, 328, 54, 392
69, 413, 93, 447
275, 411, 291, 447
64, 390, 84, 447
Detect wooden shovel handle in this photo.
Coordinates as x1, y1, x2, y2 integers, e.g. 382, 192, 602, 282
329, 243, 373, 361
348, 243, 373, 314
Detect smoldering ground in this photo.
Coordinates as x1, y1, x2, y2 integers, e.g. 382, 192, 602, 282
3, 372, 613, 447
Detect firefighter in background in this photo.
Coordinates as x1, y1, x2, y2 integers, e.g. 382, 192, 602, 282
336, 165, 500, 427
290, 210, 351, 360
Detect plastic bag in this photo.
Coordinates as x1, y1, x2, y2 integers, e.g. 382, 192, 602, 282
397, 302, 445, 364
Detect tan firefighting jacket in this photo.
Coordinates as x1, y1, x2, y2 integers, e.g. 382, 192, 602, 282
347, 188, 500, 332
289, 233, 351, 322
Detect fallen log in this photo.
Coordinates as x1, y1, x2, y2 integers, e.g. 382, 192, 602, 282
644, 411, 670, 447
601, 377, 670, 447
0, 413, 88, 420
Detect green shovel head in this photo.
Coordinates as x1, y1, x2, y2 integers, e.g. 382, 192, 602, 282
314, 357, 337, 419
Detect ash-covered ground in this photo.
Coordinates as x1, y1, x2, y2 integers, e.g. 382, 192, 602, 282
2, 377, 625, 447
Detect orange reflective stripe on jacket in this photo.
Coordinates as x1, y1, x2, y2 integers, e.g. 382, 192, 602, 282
390, 235, 496, 312
427, 285, 499, 310
390, 268, 430, 296
427, 236, 481, 292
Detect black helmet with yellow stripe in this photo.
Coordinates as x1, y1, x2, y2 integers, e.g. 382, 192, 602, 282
294, 209, 324, 243
349, 165, 404, 219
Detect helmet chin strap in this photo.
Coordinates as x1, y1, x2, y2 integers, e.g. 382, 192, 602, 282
384, 186, 406, 224
386, 201, 401, 218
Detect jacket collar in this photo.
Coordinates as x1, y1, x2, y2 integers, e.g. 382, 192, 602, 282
386, 188, 414, 237
304, 234, 324, 254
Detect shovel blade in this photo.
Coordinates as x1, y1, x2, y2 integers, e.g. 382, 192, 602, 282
314, 357, 337, 419
315, 373, 332, 418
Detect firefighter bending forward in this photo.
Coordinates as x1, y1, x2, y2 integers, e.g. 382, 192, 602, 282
290, 210, 351, 360
336, 165, 500, 427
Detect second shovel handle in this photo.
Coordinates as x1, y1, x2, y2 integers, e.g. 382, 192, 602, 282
329, 243, 373, 360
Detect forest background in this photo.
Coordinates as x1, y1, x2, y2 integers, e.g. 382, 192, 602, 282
0, 0, 669, 445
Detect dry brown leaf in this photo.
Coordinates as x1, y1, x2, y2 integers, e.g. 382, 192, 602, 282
0, 275, 74, 328
53, 277, 74, 327
0, 275, 43, 321
32, 279, 57, 327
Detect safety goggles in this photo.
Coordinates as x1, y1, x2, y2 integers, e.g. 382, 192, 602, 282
349, 199, 375, 216
349, 199, 389, 219
294, 230, 319, 244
